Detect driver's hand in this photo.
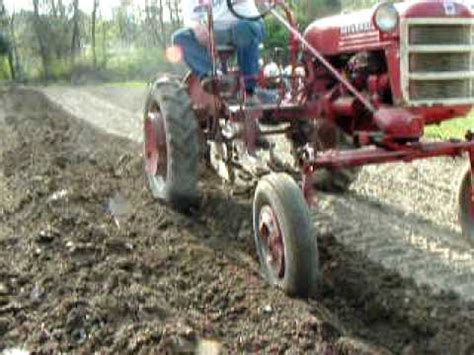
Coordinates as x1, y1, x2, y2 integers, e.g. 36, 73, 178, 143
192, 24, 210, 48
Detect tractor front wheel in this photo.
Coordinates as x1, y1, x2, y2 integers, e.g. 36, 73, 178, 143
144, 78, 200, 211
253, 173, 319, 297
457, 165, 474, 246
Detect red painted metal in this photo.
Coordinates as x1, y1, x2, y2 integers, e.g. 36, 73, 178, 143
304, 2, 471, 56
183, 0, 474, 201
259, 205, 285, 278
384, 44, 402, 103
303, 9, 392, 56
373, 107, 423, 139
331, 97, 360, 118
468, 147, 474, 219
272, 7, 376, 113
303, 0, 472, 117
310, 140, 474, 170
402, 1, 471, 18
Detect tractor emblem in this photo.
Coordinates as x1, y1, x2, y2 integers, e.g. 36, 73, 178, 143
443, 1, 457, 15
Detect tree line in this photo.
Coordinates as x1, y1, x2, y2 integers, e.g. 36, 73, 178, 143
0, 0, 381, 82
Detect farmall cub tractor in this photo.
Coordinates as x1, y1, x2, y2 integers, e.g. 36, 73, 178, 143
144, 0, 474, 297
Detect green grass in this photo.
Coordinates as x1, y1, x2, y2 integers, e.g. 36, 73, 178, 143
425, 111, 474, 139
99, 81, 147, 89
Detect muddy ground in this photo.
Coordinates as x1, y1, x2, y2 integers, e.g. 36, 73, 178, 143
1, 87, 474, 354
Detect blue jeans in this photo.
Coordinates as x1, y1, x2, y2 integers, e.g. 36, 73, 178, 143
172, 20, 265, 94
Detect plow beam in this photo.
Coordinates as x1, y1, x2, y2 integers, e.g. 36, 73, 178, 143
311, 140, 474, 170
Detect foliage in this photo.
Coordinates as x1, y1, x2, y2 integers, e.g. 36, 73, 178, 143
0, 0, 182, 81
425, 113, 474, 140
0, 0, 432, 82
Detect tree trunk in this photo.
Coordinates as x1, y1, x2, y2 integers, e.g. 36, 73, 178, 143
7, 12, 20, 80
50, 0, 57, 17
71, 0, 81, 62
101, 22, 108, 68
148, 0, 165, 48
166, 0, 174, 26
33, 0, 51, 79
58, 0, 66, 18
7, 48, 14, 80
92, 0, 99, 68
158, 0, 166, 48
173, 0, 181, 26
144, 0, 152, 48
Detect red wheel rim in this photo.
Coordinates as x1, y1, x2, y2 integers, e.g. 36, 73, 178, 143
144, 103, 167, 177
259, 205, 285, 279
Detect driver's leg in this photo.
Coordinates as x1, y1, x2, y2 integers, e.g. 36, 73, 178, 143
231, 19, 265, 95
231, 19, 269, 149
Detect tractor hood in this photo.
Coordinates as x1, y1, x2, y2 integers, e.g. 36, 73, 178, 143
303, 1, 472, 55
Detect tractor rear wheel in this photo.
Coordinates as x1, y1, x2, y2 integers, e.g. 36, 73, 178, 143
457, 165, 474, 246
311, 121, 361, 192
144, 78, 200, 211
253, 173, 319, 297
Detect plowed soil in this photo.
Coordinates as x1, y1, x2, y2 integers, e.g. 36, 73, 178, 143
1, 87, 474, 354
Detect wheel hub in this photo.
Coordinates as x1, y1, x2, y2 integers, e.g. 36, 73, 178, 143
259, 205, 285, 278
144, 108, 167, 177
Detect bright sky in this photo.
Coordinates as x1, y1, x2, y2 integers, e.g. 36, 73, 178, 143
3, 0, 147, 17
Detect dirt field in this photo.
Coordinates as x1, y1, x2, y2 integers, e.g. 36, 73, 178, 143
1, 86, 474, 354
42, 84, 474, 303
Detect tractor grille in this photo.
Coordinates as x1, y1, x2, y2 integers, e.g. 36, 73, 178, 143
409, 25, 471, 45
409, 80, 472, 101
409, 52, 471, 73
401, 19, 474, 106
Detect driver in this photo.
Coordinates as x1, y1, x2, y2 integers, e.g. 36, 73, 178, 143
172, 0, 265, 102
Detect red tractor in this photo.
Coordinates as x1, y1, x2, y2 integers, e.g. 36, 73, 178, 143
144, 0, 474, 297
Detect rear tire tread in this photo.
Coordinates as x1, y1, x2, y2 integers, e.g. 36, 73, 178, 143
145, 79, 200, 210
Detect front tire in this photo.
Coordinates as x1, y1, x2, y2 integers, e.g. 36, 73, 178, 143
144, 78, 200, 211
253, 173, 319, 297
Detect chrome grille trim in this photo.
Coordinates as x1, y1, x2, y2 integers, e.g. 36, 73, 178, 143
400, 18, 474, 106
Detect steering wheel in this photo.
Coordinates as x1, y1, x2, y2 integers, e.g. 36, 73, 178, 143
226, 0, 275, 21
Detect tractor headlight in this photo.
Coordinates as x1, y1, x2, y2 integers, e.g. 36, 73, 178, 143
373, 2, 399, 33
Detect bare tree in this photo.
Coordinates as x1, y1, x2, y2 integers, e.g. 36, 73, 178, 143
173, 0, 181, 26
50, 0, 58, 17
92, 0, 99, 67
101, 20, 109, 68
33, 0, 51, 78
166, 0, 181, 27
71, 0, 81, 61
145, 0, 166, 49
7, 12, 20, 80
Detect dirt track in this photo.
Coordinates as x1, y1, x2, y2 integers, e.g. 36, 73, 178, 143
1, 86, 474, 353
